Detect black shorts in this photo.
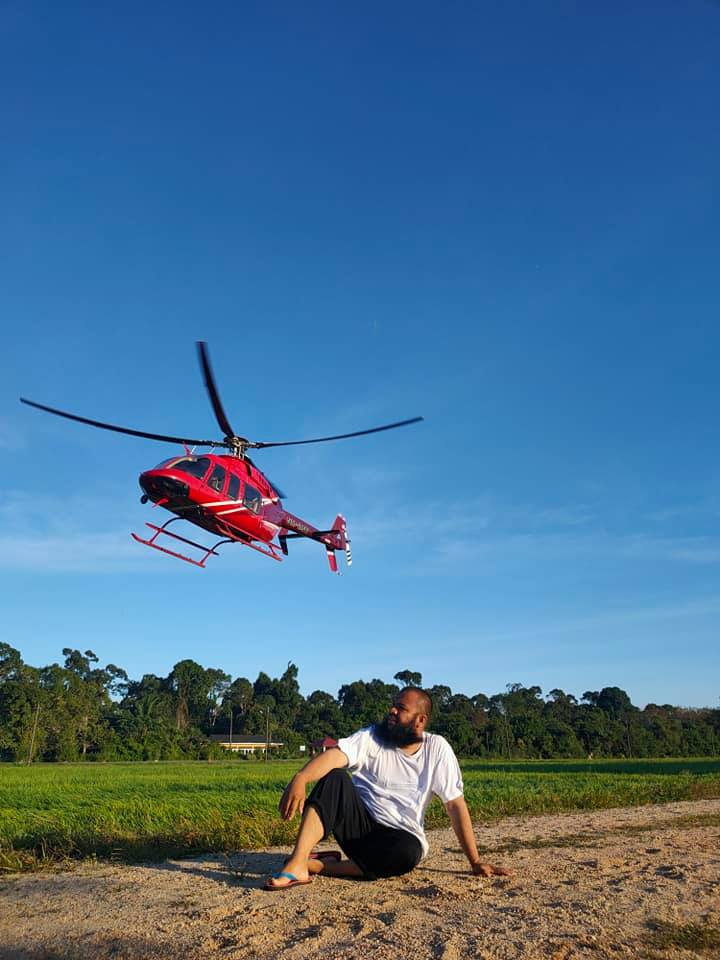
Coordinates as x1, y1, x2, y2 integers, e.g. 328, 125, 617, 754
305, 768, 422, 880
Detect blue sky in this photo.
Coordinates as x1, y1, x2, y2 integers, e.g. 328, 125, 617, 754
2, 2, 719, 708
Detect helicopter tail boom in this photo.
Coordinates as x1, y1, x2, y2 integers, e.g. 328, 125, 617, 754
278, 513, 351, 573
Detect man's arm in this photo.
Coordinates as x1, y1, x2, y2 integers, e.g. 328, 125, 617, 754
279, 747, 349, 820
444, 796, 511, 876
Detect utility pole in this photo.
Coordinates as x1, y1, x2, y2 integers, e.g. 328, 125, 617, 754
229, 707, 233, 748
27, 702, 40, 765
264, 706, 270, 763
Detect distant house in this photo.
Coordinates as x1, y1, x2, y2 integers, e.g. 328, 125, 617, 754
208, 734, 284, 755
310, 736, 338, 754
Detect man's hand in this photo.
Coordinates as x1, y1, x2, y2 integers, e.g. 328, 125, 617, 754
276, 747, 348, 822
471, 860, 512, 877
279, 774, 307, 821
444, 796, 512, 877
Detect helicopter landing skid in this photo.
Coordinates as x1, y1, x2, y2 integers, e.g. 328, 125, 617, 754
131, 518, 283, 567
221, 528, 284, 562
132, 520, 232, 567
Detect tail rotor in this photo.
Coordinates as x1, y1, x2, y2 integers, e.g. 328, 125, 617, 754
325, 514, 351, 574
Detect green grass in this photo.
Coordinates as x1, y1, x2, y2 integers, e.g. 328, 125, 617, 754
1, 758, 719, 873
0, 760, 301, 872
645, 919, 720, 956
435, 757, 720, 827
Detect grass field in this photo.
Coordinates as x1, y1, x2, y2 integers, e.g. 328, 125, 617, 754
2, 758, 719, 873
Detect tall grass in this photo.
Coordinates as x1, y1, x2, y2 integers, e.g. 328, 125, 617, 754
2, 758, 719, 872
429, 757, 720, 827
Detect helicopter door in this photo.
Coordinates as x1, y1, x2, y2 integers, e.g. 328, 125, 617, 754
206, 464, 227, 495
227, 474, 241, 501
214, 472, 244, 526
243, 484, 262, 514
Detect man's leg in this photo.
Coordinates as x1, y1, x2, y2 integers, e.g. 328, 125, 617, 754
308, 857, 364, 878
270, 769, 373, 886
267, 805, 325, 888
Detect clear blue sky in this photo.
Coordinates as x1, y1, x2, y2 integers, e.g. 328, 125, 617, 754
3, 2, 719, 708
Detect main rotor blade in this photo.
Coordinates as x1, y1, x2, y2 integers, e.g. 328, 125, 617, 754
197, 341, 236, 439
252, 416, 424, 449
20, 398, 228, 448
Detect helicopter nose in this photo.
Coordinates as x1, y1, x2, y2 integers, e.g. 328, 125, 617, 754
139, 471, 190, 501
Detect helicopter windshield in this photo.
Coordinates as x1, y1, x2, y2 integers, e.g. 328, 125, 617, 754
160, 456, 212, 480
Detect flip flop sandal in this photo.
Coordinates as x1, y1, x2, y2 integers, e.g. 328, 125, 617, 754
282, 850, 342, 867
264, 871, 313, 891
310, 850, 342, 862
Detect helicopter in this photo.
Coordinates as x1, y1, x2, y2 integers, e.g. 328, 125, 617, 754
20, 343, 423, 572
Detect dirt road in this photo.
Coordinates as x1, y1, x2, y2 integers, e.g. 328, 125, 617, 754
2, 799, 719, 959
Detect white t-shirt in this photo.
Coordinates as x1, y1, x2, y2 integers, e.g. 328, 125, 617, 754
336, 727, 464, 859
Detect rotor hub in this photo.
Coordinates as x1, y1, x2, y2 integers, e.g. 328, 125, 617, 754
226, 436, 251, 457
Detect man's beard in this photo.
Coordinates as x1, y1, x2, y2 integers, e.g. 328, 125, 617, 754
373, 716, 423, 748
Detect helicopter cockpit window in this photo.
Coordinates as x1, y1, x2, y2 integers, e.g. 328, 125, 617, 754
168, 457, 212, 479
243, 484, 262, 513
207, 464, 227, 494
227, 475, 241, 500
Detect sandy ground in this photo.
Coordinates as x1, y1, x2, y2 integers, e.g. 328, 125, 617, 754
2, 799, 719, 960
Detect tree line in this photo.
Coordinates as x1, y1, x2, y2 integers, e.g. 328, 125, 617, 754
1, 643, 718, 762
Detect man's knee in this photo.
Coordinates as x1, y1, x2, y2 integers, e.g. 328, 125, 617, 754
310, 768, 351, 797
373, 836, 422, 879
320, 768, 348, 786
307, 767, 351, 808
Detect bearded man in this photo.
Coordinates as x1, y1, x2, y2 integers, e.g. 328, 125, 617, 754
265, 686, 510, 889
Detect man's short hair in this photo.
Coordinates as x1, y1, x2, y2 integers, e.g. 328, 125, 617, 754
401, 686, 433, 720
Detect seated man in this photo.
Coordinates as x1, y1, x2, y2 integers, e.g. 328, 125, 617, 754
266, 686, 510, 888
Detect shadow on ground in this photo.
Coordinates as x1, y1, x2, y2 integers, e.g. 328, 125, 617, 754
151, 850, 286, 887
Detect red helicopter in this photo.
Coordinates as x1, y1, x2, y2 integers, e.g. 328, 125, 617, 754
20, 343, 422, 572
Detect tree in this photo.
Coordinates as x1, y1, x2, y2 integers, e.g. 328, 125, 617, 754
394, 669, 423, 688
0, 646, 42, 761
249, 663, 303, 734
205, 668, 231, 727
167, 660, 226, 731
0, 642, 23, 680
500, 684, 545, 757
546, 689, 578, 722
575, 704, 612, 756
219, 677, 254, 734
337, 679, 399, 731
427, 685, 453, 711
596, 687, 635, 721
60, 649, 122, 757
295, 690, 343, 743
2, 643, 719, 763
